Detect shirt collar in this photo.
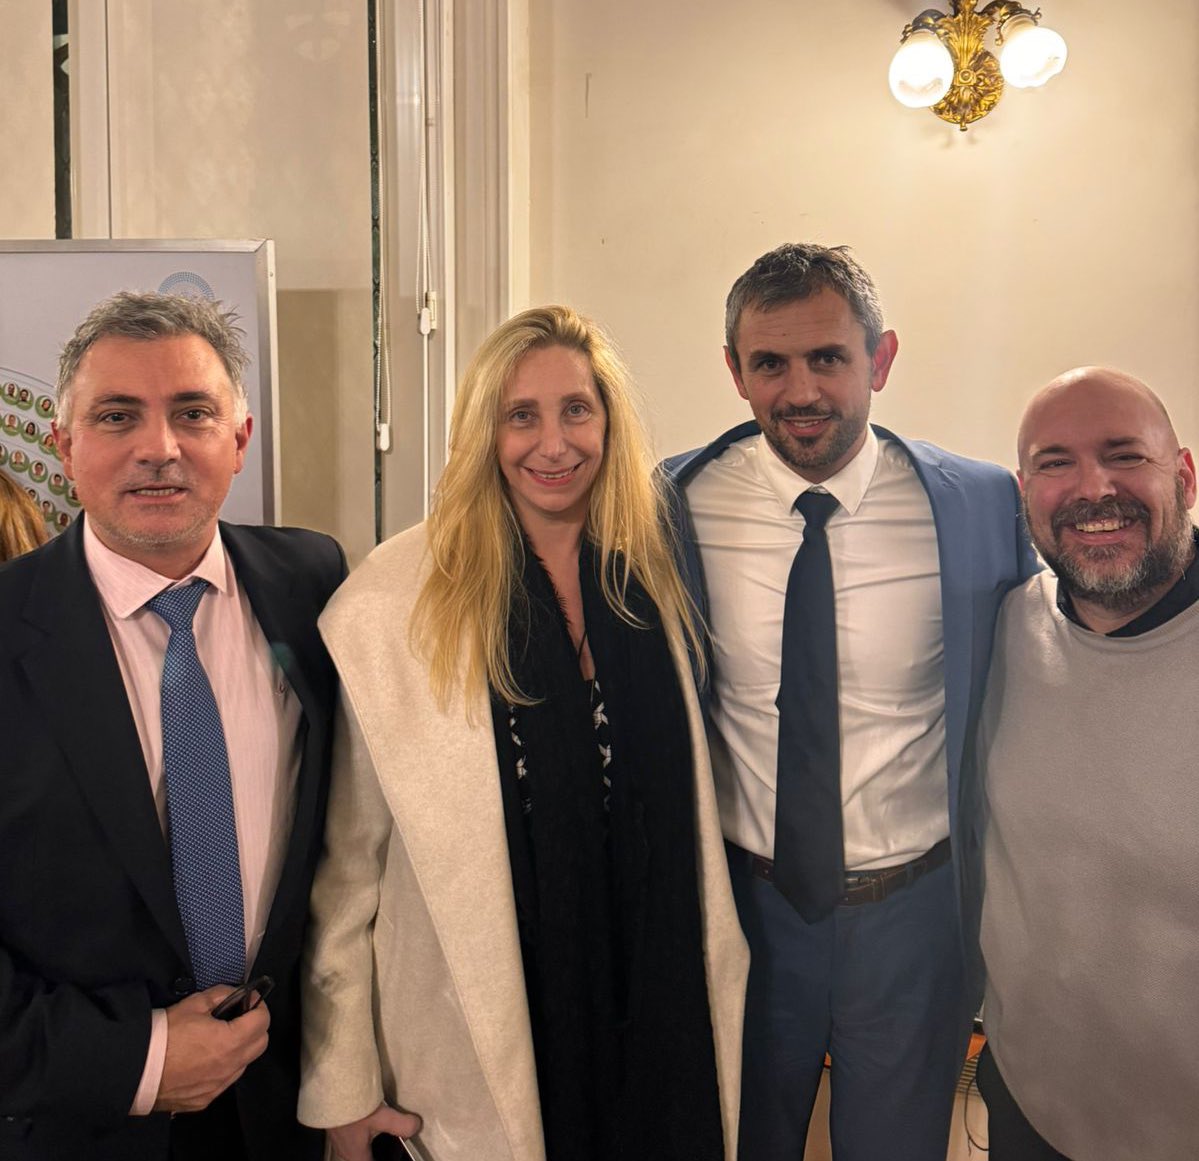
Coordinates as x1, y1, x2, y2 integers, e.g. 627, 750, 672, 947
83, 515, 232, 619
754, 424, 880, 516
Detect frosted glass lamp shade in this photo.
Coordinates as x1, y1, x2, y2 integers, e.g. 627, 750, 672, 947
999, 15, 1068, 88
889, 31, 955, 109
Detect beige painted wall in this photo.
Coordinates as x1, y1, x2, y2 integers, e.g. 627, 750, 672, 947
9, 1, 1195, 553
0, 1, 55, 239
100, 0, 376, 561
526, 0, 1199, 477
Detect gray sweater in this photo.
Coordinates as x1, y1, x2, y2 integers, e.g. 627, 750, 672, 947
980, 572, 1199, 1161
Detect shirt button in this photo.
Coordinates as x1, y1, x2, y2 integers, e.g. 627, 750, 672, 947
172, 976, 195, 997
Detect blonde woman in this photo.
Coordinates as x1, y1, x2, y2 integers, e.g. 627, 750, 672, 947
299, 307, 747, 1161
0, 470, 48, 562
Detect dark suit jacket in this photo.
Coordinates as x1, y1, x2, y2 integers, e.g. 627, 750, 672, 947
663, 421, 1040, 1006
0, 519, 346, 1161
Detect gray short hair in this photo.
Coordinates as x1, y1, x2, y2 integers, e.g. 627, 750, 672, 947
56, 291, 251, 428
724, 243, 886, 371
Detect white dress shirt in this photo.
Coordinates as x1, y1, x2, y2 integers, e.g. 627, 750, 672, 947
686, 428, 949, 870
84, 517, 302, 1113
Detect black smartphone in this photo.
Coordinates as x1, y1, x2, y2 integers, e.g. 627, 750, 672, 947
210, 974, 275, 1021
371, 1131, 433, 1160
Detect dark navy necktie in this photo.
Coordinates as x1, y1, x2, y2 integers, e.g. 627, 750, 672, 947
773, 490, 844, 923
147, 580, 246, 989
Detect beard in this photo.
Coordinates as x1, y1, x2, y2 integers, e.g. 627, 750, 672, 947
1027, 483, 1195, 615
761, 405, 866, 477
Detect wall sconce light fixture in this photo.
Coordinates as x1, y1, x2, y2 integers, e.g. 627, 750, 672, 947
889, 2, 1067, 130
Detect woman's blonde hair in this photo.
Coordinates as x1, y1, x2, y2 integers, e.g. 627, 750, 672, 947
0, 470, 49, 562
412, 305, 702, 708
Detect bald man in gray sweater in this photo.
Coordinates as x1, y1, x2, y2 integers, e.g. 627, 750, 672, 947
975, 367, 1199, 1161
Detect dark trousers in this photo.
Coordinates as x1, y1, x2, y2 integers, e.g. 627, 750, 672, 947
976, 1043, 1073, 1161
169, 1090, 249, 1161
728, 845, 971, 1161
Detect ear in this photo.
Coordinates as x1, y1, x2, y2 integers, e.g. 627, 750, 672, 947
724, 346, 749, 401
1016, 468, 1027, 493
51, 420, 75, 480
233, 414, 253, 476
870, 331, 899, 393
1179, 446, 1197, 509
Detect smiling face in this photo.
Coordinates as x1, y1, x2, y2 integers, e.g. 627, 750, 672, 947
726, 288, 898, 483
496, 343, 607, 538
52, 334, 252, 578
1018, 369, 1197, 627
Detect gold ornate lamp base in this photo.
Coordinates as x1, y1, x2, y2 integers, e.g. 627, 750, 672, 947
932, 49, 1003, 129
905, 0, 1029, 130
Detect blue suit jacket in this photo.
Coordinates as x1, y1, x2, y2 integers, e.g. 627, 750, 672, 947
663, 420, 1039, 1005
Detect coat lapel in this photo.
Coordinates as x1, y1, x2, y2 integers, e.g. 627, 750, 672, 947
18, 523, 188, 964
362, 667, 537, 1132
375, 678, 528, 1059
324, 532, 536, 1125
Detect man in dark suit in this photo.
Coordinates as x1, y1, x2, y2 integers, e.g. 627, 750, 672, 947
664, 243, 1038, 1161
0, 291, 345, 1160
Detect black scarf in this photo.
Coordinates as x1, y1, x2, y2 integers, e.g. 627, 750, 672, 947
491, 539, 723, 1161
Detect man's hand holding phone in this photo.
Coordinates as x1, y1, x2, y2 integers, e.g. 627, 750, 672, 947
151, 982, 272, 1113
210, 975, 275, 1020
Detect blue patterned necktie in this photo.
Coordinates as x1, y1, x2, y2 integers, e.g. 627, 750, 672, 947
773, 490, 844, 923
147, 580, 246, 989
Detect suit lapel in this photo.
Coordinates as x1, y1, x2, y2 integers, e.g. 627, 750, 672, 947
877, 427, 974, 792
663, 420, 762, 701
18, 523, 188, 963
663, 419, 760, 488
223, 525, 322, 715
221, 525, 329, 972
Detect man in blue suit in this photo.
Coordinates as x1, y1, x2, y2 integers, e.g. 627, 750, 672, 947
664, 243, 1037, 1161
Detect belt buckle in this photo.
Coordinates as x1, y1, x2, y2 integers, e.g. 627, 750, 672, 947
840, 872, 883, 906
838, 840, 948, 907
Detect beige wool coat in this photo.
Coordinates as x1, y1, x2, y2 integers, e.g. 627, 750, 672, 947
298, 523, 748, 1160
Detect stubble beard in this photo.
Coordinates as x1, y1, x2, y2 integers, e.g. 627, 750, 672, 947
762, 406, 865, 478
1029, 483, 1195, 615
95, 467, 221, 556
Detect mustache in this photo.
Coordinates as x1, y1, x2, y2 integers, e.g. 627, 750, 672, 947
1049, 497, 1148, 532
121, 468, 191, 490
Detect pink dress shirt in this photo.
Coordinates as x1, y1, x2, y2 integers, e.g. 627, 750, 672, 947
83, 517, 302, 1115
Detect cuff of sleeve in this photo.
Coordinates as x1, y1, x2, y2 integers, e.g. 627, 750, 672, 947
129, 1008, 169, 1116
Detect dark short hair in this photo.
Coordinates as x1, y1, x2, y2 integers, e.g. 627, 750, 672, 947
57, 291, 250, 426
725, 243, 885, 371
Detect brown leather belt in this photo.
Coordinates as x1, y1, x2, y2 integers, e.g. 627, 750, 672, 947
749, 837, 951, 907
